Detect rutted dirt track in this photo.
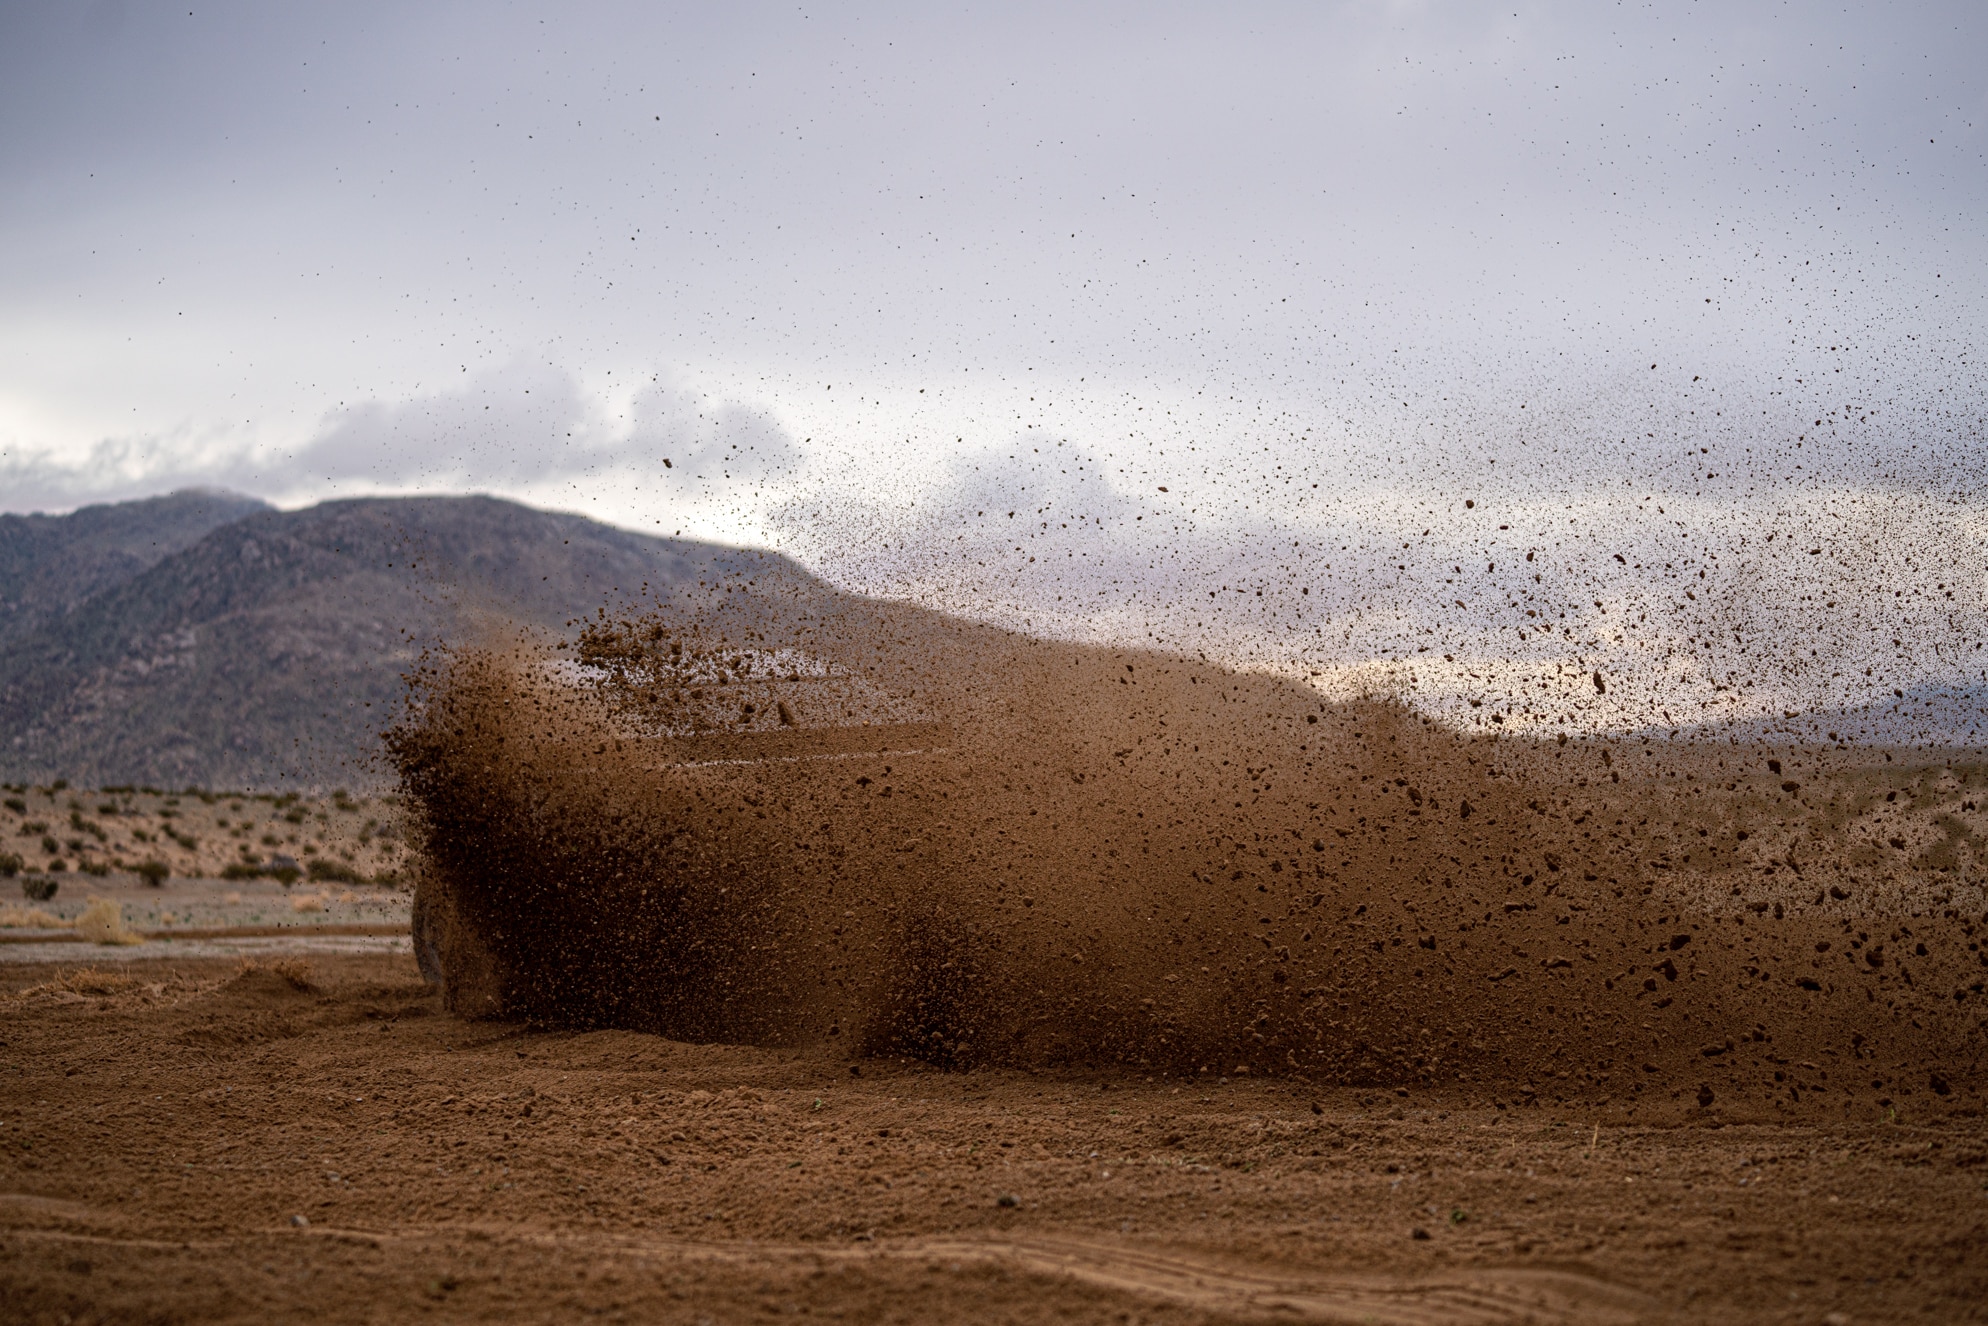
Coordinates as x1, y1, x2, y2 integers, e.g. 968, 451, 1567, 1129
1, 955, 1982, 1324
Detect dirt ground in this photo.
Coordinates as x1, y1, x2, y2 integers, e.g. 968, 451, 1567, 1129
1, 953, 1982, 1325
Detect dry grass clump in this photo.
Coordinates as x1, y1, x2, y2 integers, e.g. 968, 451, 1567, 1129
290, 892, 326, 913
10, 966, 145, 1000
0, 905, 67, 929
46, 966, 140, 996
72, 896, 142, 946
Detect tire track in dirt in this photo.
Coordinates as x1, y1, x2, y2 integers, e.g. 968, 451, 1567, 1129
223, 1224, 1653, 1324
2, 1215, 1659, 1323
0, 1191, 1661, 1326
907, 1237, 1657, 1325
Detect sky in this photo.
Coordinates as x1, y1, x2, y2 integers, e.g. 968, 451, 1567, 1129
2, 1, 1984, 736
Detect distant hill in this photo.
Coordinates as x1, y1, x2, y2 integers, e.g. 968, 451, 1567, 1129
1634, 685, 1988, 754
0, 494, 819, 790
0, 489, 271, 649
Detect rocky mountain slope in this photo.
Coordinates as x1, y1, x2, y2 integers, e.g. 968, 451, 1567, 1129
0, 494, 814, 789
0, 489, 270, 649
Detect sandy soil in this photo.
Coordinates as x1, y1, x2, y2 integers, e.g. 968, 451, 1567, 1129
1, 952, 1982, 1325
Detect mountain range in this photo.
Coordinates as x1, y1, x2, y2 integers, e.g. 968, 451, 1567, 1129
0, 492, 812, 789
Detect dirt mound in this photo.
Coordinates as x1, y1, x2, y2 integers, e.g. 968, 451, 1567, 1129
389, 597, 1987, 1123
198, 959, 321, 1008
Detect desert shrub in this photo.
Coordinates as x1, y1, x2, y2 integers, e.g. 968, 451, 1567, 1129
134, 859, 169, 887
50, 779, 67, 791
222, 854, 305, 885
306, 858, 365, 884
22, 820, 46, 834
4, 797, 24, 814
20, 876, 56, 902
72, 896, 138, 946
78, 859, 109, 877
282, 808, 305, 824
48, 858, 66, 872
0, 852, 19, 877
40, 835, 58, 854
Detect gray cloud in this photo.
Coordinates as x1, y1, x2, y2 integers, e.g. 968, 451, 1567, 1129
773, 429, 1988, 738
267, 361, 593, 493
0, 360, 803, 514
5, 1, 1982, 466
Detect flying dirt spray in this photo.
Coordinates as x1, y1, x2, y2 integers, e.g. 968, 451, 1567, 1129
392, 589, 1986, 1122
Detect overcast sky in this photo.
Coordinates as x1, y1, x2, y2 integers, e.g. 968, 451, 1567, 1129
3, 1, 1983, 731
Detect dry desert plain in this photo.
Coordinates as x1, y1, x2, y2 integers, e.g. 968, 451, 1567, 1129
0, 950, 1982, 1323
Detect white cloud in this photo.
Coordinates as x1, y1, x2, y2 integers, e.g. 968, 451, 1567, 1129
0, 359, 807, 540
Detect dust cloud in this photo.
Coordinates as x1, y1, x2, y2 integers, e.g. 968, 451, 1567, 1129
389, 569, 1986, 1124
